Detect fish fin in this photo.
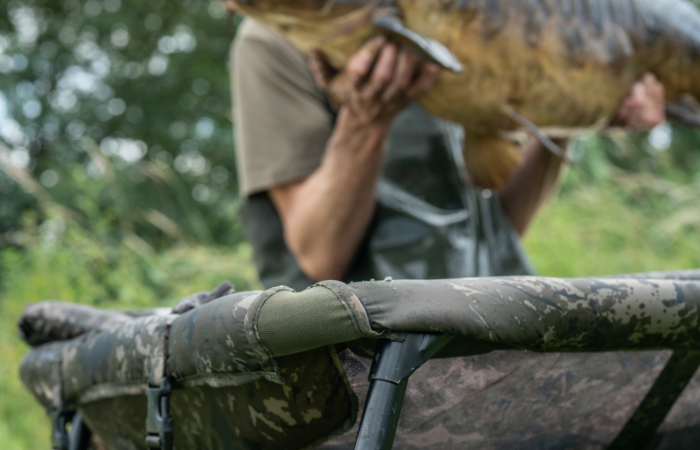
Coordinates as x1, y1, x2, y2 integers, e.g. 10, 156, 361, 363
463, 135, 524, 189
503, 105, 574, 165
665, 95, 700, 128
372, 16, 463, 73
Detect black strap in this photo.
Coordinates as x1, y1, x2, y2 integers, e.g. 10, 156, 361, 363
145, 377, 175, 450
608, 350, 700, 449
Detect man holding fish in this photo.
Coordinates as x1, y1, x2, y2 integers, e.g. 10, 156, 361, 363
231, 19, 665, 291
220, 0, 700, 446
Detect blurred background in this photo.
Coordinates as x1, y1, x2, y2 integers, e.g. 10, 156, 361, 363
0, 0, 699, 447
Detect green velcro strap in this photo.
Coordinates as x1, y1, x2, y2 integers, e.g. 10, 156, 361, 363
256, 285, 377, 357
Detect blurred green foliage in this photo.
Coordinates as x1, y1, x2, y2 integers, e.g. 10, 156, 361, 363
527, 146, 700, 276
526, 130, 700, 275
1, 1, 700, 449
0, 0, 242, 247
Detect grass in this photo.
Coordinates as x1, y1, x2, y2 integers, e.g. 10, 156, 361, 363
0, 224, 261, 449
525, 176, 700, 277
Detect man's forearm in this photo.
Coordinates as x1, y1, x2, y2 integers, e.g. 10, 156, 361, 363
272, 109, 390, 281
269, 39, 439, 282
498, 138, 566, 236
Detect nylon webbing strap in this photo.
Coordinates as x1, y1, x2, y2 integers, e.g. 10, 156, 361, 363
49, 353, 74, 450
608, 350, 700, 450
145, 317, 174, 450
145, 377, 174, 450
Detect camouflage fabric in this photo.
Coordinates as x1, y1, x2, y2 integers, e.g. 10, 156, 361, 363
19, 288, 357, 450
61, 314, 175, 403
318, 271, 700, 449
349, 275, 700, 351
18, 270, 700, 449
608, 269, 700, 281
608, 350, 700, 449
77, 348, 355, 450
18, 301, 132, 347
18, 341, 65, 409
321, 348, 700, 450
167, 290, 272, 386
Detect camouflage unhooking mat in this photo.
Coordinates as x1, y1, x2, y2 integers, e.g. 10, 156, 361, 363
18, 270, 700, 449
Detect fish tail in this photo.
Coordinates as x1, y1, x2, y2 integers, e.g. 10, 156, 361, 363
462, 135, 524, 189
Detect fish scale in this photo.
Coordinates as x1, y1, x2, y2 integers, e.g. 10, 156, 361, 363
226, 0, 700, 188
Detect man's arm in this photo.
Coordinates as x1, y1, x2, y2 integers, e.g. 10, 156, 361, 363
269, 39, 438, 282
499, 73, 667, 236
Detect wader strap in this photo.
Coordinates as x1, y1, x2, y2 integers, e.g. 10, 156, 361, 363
608, 350, 700, 449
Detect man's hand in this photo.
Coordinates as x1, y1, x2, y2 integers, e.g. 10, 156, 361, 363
611, 73, 666, 130
309, 36, 439, 127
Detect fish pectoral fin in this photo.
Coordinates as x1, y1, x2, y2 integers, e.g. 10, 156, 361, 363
503, 105, 574, 165
462, 134, 523, 189
372, 16, 463, 73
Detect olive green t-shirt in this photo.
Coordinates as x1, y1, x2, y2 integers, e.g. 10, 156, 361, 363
232, 19, 334, 197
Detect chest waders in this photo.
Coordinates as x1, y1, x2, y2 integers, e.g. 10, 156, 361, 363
237, 102, 535, 293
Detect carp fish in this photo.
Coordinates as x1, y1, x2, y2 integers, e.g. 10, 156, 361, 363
223, 0, 700, 188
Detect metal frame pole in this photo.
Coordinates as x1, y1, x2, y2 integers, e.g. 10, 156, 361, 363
353, 332, 454, 450
69, 414, 92, 450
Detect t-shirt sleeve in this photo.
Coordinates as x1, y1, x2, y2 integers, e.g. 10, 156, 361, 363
231, 20, 334, 197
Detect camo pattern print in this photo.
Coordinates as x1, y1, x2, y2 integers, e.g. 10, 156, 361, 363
321, 347, 700, 450
349, 274, 700, 351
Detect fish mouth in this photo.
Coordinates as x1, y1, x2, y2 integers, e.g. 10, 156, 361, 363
223, 0, 377, 21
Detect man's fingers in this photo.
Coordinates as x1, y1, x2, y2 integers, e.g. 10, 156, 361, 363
643, 73, 664, 100
309, 50, 333, 90
613, 73, 666, 130
336, 39, 440, 124
382, 50, 417, 102
642, 73, 666, 127
346, 36, 386, 84
405, 63, 440, 99
361, 43, 398, 101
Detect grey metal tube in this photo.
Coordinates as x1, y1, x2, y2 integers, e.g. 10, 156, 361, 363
353, 333, 455, 450
68, 414, 92, 450
354, 378, 408, 450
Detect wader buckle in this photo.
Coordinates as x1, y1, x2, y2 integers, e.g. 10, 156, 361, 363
50, 400, 74, 450
145, 377, 174, 450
